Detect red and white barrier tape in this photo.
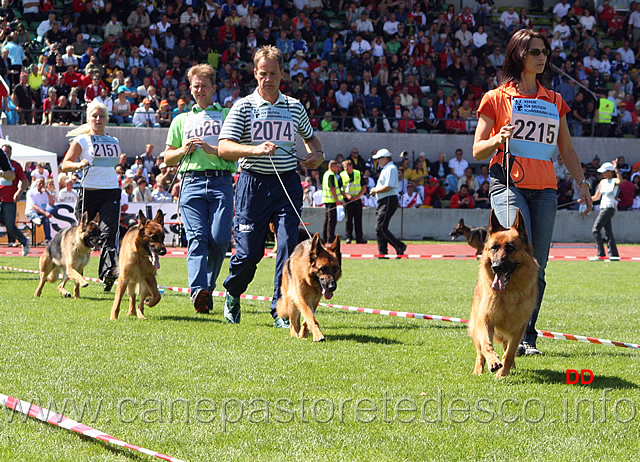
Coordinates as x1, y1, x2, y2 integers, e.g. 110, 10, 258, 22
0, 393, 185, 462
3, 266, 639, 350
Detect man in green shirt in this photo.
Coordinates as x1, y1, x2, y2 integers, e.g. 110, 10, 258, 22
164, 64, 236, 315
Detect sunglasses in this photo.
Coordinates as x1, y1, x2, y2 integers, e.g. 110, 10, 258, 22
527, 48, 550, 56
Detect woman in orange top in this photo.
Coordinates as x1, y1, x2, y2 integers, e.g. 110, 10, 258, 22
472, 29, 592, 356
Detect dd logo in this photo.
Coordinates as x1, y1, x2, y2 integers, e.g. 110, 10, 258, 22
566, 369, 594, 385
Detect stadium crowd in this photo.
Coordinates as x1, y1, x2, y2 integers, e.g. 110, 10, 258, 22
3, 0, 640, 136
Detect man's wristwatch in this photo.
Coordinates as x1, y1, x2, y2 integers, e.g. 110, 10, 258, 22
579, 179, 590, 188
317, 151, 325, 160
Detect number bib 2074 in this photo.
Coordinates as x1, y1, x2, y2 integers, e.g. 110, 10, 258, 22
250, 106, 295, 152
91, 135, 121, 167
509, 98, 559, 161
183, 110, 223, 146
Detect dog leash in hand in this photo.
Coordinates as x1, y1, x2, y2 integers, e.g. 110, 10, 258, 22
267, 155, 313, 241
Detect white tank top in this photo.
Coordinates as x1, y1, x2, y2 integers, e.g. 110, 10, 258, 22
600, 178, 618, 209
75, 133, 120, 190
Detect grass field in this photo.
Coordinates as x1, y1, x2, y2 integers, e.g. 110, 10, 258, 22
0, 254, 639, 461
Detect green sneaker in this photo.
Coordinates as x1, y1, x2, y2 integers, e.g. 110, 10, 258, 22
273, 317, 290, 328
224, 292, 241, 324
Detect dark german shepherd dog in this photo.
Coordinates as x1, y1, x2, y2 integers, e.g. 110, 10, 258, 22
276, 233, 342, 342
469, 209, 539, 378
450, 218, 488, 255
110, 210, 166, 320
34, 212, 101, 299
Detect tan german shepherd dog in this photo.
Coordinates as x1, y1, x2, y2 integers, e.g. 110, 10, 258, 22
110, 210, 166, 320
469, 209, 539, 378
276, 233, 342, 342
34, 211, 101, 299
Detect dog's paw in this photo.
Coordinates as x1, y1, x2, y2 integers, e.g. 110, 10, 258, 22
489, 362, 503, 373
80, 281, 89, 288
312, 334, 326, 342
496, 369, 510, 378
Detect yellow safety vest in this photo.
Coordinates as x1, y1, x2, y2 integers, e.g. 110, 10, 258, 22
322, 170, 342, 204
339, 170, 362, 196
597, 98, 614, 124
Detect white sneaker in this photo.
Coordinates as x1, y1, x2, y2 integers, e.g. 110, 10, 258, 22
588, 256, 603, 261
22, 238, 30, 256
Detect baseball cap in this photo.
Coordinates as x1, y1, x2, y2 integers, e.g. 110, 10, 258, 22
597, 162, 615, 173
296, 50, 305, 57
159, 162, 167, 168
160, 99, 169, 106
372, 148, 392, 159
177, 98, 186, 104
142, 97, 151, 104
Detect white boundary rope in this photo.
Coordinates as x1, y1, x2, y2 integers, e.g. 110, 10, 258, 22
0, 393, 185, 462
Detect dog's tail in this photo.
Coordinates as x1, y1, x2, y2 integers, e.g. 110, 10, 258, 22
46, 268, 60, 283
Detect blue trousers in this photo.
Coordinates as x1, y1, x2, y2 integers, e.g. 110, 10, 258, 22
490, 186, 557, 346
180, 174, 233, 294
224, 170, 302, 318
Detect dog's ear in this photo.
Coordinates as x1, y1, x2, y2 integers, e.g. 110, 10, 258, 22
329, 234, 341, 265
459, 218, 465, 226
137, 210, 147, 225
80, 211, 89, 227
153, 209, 164, 226
488, 209, 508, 234
310, 233, 321, 262
93, 212, 100, 224
513, 208, 531, 245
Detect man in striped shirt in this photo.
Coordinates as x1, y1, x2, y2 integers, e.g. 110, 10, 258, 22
218, 45, 325, 327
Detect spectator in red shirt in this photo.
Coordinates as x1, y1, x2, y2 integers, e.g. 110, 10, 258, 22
450, 184, 475, 208
617, 173, 635, 211
84, 74, 107, 102
62, 65, 83, 88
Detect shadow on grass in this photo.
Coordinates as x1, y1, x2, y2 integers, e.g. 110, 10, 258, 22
155, 315, 222, 323
329, 333, 403, 344
329, 322, 465, 331
528, 369, 639, 389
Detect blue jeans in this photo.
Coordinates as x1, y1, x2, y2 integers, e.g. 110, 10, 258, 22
490, 186, 557, 346
179, 174, 234, 295
27, 211, 52, 240
224, 170, 303, 318
0, 202, 28, 245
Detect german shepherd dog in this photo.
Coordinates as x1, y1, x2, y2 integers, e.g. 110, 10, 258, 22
276, 233, 342, 342
469, 209, 539, 378
34, 212, 101, 299
450, 218, 488, 255
110, 210, 166, 320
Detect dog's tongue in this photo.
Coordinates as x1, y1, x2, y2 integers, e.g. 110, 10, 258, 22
150, 253, 160, 269
322, 287, 334, 300
492, 273, 506, 292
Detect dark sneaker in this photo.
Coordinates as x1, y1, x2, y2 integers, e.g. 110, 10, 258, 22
345, 238, 352, 244
396, 243, 407, 257
192, 289, 212, 314
517, 343, 542, 356
273, 317, 290, 328
102, 271, 118, 292
356, 239, 368, 244
224, 292, 241, 324
22, 238, 30, 256
524, 344, 542, 356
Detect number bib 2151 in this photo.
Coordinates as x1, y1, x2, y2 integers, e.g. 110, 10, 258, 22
250, 106, 295, 153
90, 135, 121, 167
183, 110, 223, 146
509, 98, 559, 161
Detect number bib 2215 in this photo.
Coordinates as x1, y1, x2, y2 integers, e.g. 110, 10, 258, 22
509, 98, 559, 161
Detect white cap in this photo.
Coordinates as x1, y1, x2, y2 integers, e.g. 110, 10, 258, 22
597, 162, 615, 173
372, 148, 392, 159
